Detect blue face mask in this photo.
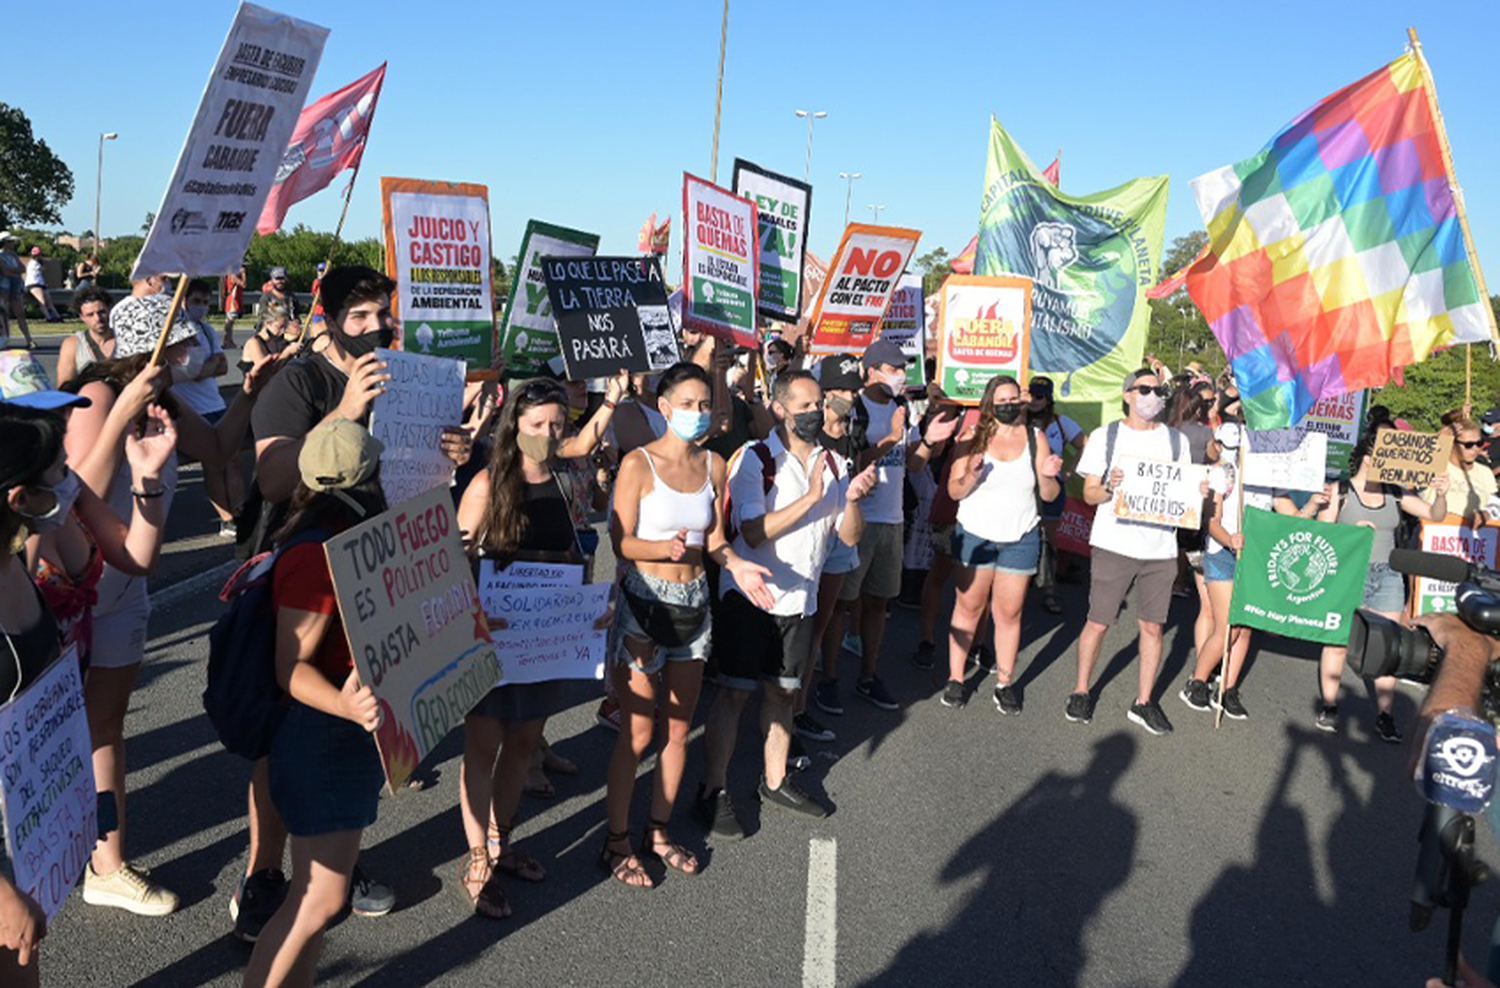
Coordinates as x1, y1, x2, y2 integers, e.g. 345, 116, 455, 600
667, 408, 711, 443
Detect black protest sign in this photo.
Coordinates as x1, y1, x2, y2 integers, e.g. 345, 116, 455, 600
540, 255, 678, 380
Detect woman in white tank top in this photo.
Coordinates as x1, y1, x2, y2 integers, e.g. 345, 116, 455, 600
603, 362, 771, 888
943, 376, 1061, 715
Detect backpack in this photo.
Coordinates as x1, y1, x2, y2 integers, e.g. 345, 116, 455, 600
204, 527, 329, 759
721, 441, 838, 544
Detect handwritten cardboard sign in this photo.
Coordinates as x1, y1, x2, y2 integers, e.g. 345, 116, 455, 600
325, 484, 501, 790
486, 584, 610, 685
0, 647, 98, 920
1112, 457, 1209, 529
1370, 428, 1453, 488
477, 560, 583, 605
1243, 428, 1328, 493
369, 348, 464, 507
1413, 521, 1499, 616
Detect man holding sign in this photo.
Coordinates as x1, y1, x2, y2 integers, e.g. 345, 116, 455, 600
1068, 369, 1204, 736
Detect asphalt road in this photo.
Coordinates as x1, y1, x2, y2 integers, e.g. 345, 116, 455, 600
20, 324, 1500, 987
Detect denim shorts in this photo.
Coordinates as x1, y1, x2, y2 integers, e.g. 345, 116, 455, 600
824, 534, 860, 575
1203, 548, 1237, 583
952, 523, 1041, 574
612, 567, 712, 674
1363, 562, 1406, 612
0, 276, 20, 298
269, 700, 385, 837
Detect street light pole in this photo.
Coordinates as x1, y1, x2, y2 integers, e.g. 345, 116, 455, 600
794, 109, 826, 183
839, 172, 861, 227
710, 0, 729, 183
95, 132, 118, 254
868, 204, 885, 223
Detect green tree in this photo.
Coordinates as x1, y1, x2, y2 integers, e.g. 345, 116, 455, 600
1370, 295, 1500, 429
140, 212, 156, 235
1144, 231, 1219, 377
914, 246, 952, 296
0, 104, 73, 228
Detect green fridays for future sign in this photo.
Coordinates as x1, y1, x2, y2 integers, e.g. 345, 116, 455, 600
1228, 508, 1374, 645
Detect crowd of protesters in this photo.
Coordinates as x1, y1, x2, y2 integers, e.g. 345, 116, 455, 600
1, 262, 1494, 986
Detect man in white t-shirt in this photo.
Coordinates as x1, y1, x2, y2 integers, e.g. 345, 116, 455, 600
1068, 369, 1206, 736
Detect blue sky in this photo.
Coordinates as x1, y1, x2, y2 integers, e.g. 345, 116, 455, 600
9, 0, 1500, 281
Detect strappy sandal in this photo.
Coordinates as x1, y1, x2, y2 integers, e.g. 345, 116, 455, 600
540, 739, 578, 776
641, 819, 700, 877
599, 830, 652, 888
458, 846, 510, 919
488, 822, 546, 883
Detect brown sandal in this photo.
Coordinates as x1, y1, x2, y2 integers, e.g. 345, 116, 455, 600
459, 846, 510, 919
598, 830, 652, 888
642, 819, 699, 877
488, 822, 546, 882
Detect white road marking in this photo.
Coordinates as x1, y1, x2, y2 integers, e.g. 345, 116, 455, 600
148, 559, 238, 611
803, 837, 837, 988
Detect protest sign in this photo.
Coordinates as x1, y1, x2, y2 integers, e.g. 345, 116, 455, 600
807, 224, 922, 355
0, 647, 97, 921
487, 584, 611, 686
380, 177, 496, 370
1413, 521, 1499, 616
934, 275, 1032, 405
477, 559, 583, 613
325, 485, 501, 790
541, 256, 676, 380
1112, 457, 1208, 529
1230, 508, 1374, 644
880, 273, 927, 387
788, 251, 830, 348
732, 159, 812, 323
498, 221, 600, 376
1242, 429, 1328, 493
682, 173, 759, 348
1370, 428, 1453, 488
368, 348, 464, 507
1298, 390, 1366, 477
1053, 497, 1095, 558
134, 4, 328, 279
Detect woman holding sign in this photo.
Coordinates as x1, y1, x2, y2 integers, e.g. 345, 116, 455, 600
1313, 413, 1448, 741
456, 378, 607, 918
1425, 411, 1498, 526
942, 376, 1062, 714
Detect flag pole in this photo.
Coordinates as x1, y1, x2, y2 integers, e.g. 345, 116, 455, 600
1215, 439, 1246, 730
1407, 27, 1499, 347
710, 0, 729, 184
306, 160, 363, 330
148, 274, 191, 366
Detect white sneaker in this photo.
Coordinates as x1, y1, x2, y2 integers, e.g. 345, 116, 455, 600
83, 862, 180, 916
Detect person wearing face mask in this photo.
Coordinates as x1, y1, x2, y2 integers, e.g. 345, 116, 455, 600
1067, 369, 1204, 736
603, 363, 774, 875
941, 376, 1062, 712
824, 341, 958, 715
1024, 375, 1085, 614
695, 370, 875, 834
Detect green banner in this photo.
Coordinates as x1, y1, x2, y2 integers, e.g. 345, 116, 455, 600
975, 119, 1168, 403
1228, 508, 1374, 645
498, 220, 600, 377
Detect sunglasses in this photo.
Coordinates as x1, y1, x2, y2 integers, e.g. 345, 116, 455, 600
519, 380, 567, 402
1131, 385, 1169, 397
1457, 439, 1486, 449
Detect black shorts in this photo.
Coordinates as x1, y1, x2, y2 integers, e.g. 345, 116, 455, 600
709, 590, 814, 692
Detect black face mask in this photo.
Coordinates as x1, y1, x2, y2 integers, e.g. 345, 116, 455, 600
790, 409, 824, 442
994, 403, 1023, 424
338, 324, 395, 359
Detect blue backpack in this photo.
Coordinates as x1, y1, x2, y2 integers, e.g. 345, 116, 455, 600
203, 528, 328, 759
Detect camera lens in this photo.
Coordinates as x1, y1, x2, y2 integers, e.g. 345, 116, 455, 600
1347, 612, 1443, 682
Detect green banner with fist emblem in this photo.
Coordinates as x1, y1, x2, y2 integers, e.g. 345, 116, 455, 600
1229, 508, 1374, 645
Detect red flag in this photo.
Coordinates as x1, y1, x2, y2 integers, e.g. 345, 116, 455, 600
256, 63, 386, 235
637, 213, 656, 253
1042, 152, 1060, 187
650, 216, 671, 254
949, 234, 977, 275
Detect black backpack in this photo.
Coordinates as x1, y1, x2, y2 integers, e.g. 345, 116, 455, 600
204, 527, 329, 759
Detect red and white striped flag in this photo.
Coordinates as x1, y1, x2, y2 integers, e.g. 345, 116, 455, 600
257, 63, 386, 235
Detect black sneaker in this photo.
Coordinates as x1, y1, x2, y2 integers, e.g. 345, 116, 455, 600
232, 869, 287, 943
909, 640, 936, 670
794, 712, 835, 743
695, 786, 745, 839
1314, 704, 1339, 733
1128, 700, 1174, 736
1179, 679, 1211, 712
1375, 712, 1402, 744
1213, 686, 1249, 720
855, 677, 899, 711
348, 865, 394, 917
758, 776, 829, 818
814, 680, 843, 716
788, 736, 812, 773
993, 683, 1022, 716
940, 680, 966, 708
1064, 691, 1094, 724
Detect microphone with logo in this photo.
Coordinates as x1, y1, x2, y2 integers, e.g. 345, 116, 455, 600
1411, 711, 1496, 987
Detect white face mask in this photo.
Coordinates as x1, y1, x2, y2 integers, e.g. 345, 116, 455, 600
1135, 392, 1166, 420
170, 346, 206, 383
17, 469, 80, 533
882, 372, 906, 396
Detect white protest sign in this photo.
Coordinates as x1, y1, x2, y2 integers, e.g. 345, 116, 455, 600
682, 173, 759, 348
880, 273, 926, 387
487, 584, 611, 685
1242, 429, 1328, 493
1299, 390, 1365, 477
1414, 522, 1500, 616
1112, 457, 1208, 529
134, 4, 328, 278
477, 560, 583, 614
0, 647, 98, 921
732, 158, 812, 323
369, 348, 465, 508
